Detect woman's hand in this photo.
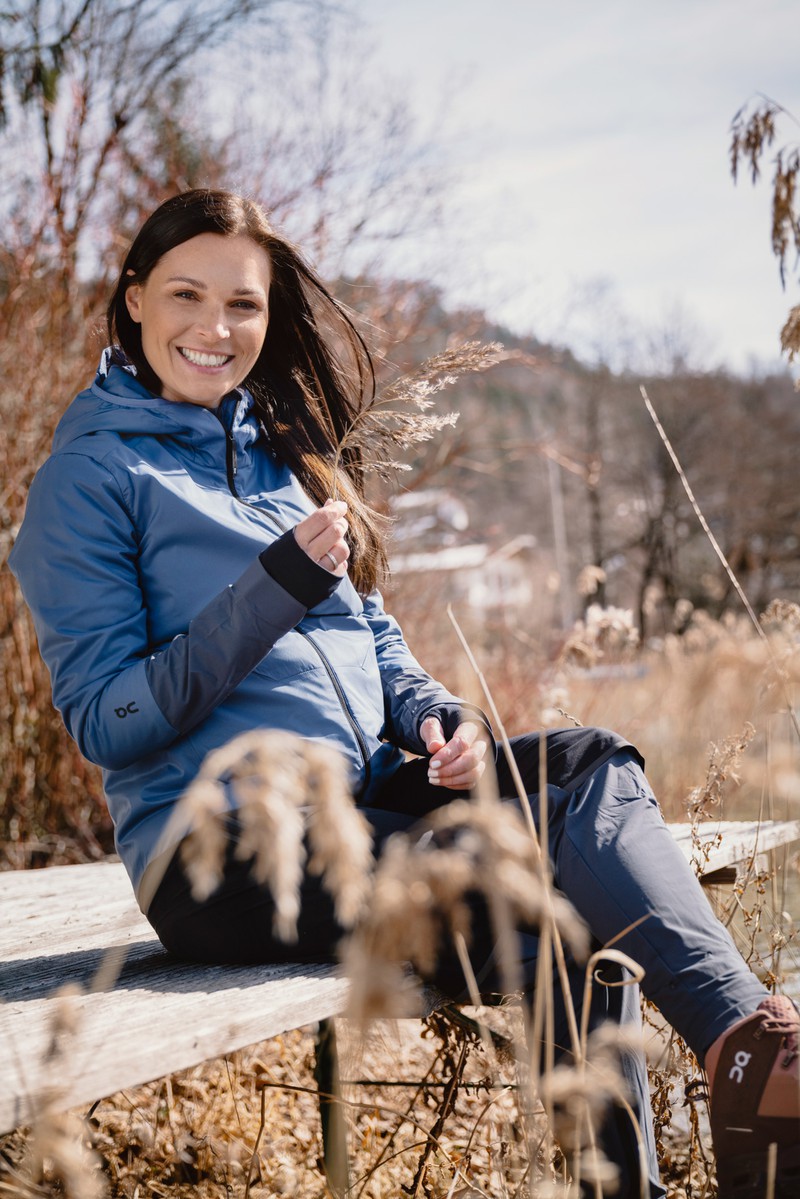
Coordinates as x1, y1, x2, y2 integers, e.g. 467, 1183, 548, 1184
420, 717, 489, 790
294, 499, 349, 577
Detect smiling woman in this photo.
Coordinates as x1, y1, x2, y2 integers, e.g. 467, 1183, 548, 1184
8, 188, 800, 1199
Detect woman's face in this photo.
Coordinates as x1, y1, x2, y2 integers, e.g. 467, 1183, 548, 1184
125, 232, 271, 409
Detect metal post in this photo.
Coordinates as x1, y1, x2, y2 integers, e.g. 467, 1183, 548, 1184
313, 1017, 350, 1196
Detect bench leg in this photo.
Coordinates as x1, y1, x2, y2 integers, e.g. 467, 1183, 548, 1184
314, 1017, 350, 1196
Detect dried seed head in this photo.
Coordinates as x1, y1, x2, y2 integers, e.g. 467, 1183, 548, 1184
25, 1107, 106, 1199
42, 983, 82, 1066
177, 778, 229, 902
576, 564, 606, 598
303, 741, 374, 927
761, 597, 800, 634
686, 722, 755, 818
562, 603, 640, 670
20, 984, 104, 1196
332, 341, 502, 483
169, 730, 372, 942
540, 1023, 640, 1192
781, 303, 800, 363
343, 798, 587, 1022
429, 801, 588, 960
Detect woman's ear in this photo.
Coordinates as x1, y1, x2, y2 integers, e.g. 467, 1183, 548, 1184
125, 283, 143, 324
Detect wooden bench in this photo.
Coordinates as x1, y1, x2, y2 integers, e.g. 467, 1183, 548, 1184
2, 819, 799, 1184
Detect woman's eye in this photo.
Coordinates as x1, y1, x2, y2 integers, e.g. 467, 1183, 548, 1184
174, 290, 197, 301
232, 300, 259, 311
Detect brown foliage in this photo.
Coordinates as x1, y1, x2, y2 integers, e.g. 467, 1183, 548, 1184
730, 96, 800, 359
0, 283, 111, 868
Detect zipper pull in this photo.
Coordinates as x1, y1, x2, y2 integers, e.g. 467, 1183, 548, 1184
229, 435, 238, 477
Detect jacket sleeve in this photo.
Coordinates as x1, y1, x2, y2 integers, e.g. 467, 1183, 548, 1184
361, 589, 494, 757
9, 454, 307, 771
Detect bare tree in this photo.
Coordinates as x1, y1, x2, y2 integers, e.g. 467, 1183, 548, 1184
0, 0, 324, 307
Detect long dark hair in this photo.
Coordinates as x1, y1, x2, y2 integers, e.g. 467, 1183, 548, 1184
106, 189, 386, 594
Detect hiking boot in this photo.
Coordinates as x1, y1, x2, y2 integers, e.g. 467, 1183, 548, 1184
705, 995, 800, 1198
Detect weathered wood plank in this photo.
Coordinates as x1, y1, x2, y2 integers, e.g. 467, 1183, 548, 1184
0, 862, 348, 1133
0, 954, 349, 1133
0, 861, 155, 961
1, 819, 798, 1135
668, 819, 800, 877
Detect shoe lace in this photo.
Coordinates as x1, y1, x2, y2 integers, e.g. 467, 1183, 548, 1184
756, 997, 799, 1068
684, 1077, 710, 1104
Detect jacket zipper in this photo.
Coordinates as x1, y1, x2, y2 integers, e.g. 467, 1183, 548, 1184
301, 632, 371, 786
223, 425, 372, 786
225, 429, 288, 533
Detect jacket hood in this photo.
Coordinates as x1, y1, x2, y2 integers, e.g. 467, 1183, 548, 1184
52, 353, 254, 452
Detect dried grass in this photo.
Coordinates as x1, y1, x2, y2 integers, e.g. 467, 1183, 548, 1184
332, 341, 502, 486
9, 987, 106, 1199
167, 730, 374, 941
343, 797, 588, 1025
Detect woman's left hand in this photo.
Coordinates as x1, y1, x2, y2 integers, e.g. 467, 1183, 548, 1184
420, 717, 489, 789
293, 499, 349, 577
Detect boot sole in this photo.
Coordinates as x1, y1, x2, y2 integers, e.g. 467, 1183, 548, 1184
717, 1142, 800, 1199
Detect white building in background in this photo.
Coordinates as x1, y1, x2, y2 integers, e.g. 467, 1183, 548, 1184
390, 535, 537, 611
389, 489, 470, 543
388, 489, 537, 611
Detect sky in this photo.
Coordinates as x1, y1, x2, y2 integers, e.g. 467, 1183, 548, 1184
350, 0, 800, 376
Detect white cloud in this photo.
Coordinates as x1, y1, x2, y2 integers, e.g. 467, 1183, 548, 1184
354, 0, 800, 371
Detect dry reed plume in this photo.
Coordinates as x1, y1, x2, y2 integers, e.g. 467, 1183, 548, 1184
169, 729, 374, 941
16, 986, 105, 1199
729, 96, 800, 361
541, 1022, 643, 1196
342, 793, 588, 1024
686, 723, 756, 819
332, 341, 502, 485
559, 603, 640, 670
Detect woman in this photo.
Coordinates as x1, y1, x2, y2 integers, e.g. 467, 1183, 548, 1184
10, 189, 798, 1198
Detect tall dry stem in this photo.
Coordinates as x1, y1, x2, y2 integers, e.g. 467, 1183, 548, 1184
446, 605, 589, 1072
20, 986, 106, 1199
640, 383, 800, 742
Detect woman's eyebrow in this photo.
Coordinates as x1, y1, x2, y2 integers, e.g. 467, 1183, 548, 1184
166, 275, 264, 297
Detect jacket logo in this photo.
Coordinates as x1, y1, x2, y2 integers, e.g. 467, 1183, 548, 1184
115, 702, 140, 719
728, 1050, 752, 1083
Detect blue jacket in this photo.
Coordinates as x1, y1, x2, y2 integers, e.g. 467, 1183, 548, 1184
10, 360, 474, 905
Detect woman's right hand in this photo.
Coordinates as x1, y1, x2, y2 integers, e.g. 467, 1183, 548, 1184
293, 499, 350, 576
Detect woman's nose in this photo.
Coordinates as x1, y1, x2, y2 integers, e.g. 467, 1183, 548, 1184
197, 305, 230, 341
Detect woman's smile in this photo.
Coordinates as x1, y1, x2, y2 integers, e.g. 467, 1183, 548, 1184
178, 347, 235, 369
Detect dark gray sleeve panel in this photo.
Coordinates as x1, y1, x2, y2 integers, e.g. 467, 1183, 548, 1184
10, 454, 309, 770
259, 529, 340, 608
145, 557, 306, 734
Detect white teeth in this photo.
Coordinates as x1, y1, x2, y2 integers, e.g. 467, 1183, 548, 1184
179, 348, 231, 368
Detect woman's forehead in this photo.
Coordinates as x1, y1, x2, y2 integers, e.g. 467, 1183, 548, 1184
155, 233, 271, 290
